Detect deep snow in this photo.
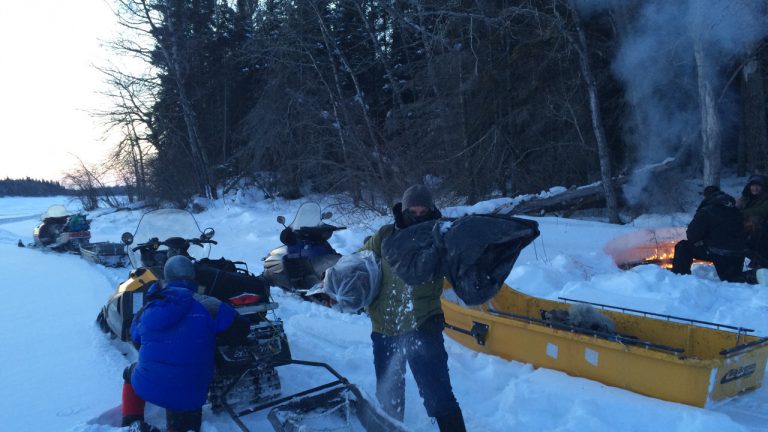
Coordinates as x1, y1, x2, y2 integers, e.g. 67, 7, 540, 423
1, 193, 768, 431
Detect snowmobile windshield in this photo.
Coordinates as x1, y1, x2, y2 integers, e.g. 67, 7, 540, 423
127, 209, 211, 268
42, 205, 69, 220
289, 202, 323, 229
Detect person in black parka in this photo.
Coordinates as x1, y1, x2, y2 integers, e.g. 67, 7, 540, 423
671, 186, 747, 282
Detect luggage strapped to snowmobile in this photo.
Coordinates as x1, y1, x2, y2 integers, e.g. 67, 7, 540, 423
221, 359, 406, 432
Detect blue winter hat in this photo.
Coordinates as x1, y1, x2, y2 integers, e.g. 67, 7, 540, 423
164, 255, 196, 281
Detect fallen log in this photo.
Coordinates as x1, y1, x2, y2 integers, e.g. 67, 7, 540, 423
510, 183, 607, 216
497, 158, 681, 217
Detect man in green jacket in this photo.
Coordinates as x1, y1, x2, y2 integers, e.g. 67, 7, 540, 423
738, 175, 768, 222
738, 175, 768, 267
361, 184, 466, 432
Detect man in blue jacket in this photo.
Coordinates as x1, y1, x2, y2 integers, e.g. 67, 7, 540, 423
121, 255, 249, 432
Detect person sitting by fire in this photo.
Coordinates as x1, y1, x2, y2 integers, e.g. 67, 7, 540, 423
737, 174, 768, 268
671, 186, 747, 282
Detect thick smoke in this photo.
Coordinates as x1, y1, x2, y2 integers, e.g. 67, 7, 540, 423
575, 0, 767, 205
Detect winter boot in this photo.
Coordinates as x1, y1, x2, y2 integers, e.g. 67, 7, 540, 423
126, 420, 161, 432
121, 382, 146, 427
435, 408, 467, 432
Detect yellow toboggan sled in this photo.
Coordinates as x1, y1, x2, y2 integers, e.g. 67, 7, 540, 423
442, 284, 768, 407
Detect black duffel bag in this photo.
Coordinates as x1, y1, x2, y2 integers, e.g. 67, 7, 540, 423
382, 213, 539, 305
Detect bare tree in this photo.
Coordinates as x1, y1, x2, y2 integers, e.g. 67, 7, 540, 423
544, 1, 622, 223
63, 158, 123, 211
110, 0, 215, 199
95, 64, 157, 202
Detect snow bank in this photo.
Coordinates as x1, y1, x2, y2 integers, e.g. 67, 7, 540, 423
1, 194, 767, 431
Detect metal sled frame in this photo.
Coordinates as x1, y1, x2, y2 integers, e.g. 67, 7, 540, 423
221, 359, 405, 432
79, 241, 129, 267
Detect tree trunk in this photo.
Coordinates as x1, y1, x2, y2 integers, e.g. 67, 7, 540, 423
569, 2, 621, 224
128, 134, 143, 201
739, 75, 748, 177
742, 56, 768, 174
128, 120, 147, 201
167, 16, 215, 199
694, 38, 722, 188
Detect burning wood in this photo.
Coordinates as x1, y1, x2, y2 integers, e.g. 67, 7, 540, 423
635, 242, 676, 269
605, 229, 712, 270
624, 241, 711, 269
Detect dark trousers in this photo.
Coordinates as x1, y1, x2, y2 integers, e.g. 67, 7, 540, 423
371, 315, 460, 421
122, 364, 203, 432
746, 224, 768, 268
671, 240, 744, 282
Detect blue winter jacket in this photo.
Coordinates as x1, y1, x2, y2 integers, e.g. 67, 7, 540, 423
130, 279, 238, 411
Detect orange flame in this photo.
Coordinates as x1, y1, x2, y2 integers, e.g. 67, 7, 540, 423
640, 241, 712, 269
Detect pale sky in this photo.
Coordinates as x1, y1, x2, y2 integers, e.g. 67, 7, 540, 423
0, 1, 120, 182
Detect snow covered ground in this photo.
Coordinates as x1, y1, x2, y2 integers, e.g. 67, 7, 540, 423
1, 193, 768, 431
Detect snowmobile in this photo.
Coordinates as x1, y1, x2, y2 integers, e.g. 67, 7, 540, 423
31, 205, 91, 252
96, 208, 291, 412
96, 209, 400, 431
261, 202, 346, 303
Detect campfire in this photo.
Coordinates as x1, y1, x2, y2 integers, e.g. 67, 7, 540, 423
634, 242, 676, 269
604, 228, 713, 270
619, 241, 712, 269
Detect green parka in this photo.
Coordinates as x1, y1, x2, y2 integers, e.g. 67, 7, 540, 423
361, 224, 443, 336
742, 192, 768, 223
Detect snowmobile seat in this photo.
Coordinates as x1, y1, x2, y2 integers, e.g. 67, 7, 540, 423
197, 257, 238, 273
196, 263, 270, 302
43, 215, 68, 225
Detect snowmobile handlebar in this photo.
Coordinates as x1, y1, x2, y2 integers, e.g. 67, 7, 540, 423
280, 224, 346, 247
131, 236, 217, 252
189, 237, 218, 246
293, 224, 346, 237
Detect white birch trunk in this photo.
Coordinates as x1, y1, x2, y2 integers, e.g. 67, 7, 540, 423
694, 38, 721, 188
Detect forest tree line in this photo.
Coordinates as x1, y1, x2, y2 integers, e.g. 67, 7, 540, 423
100, 0, 768, 216
0, 177, 129, 205
0, 178, 70, 197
